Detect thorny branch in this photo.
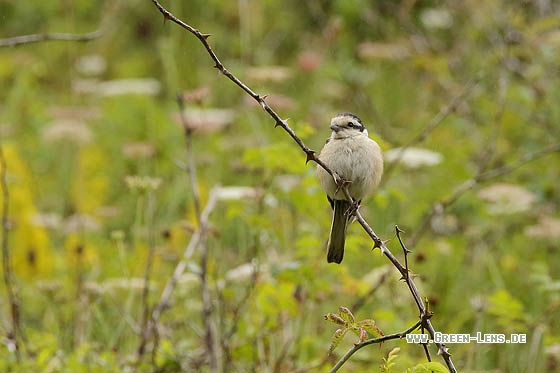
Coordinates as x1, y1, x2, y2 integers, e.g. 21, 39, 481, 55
149, 0, 457, 371
0, 30, 102, 47
396, 226, 432, 362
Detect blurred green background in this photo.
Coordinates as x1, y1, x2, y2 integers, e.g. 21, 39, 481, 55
0, 0, 559, 371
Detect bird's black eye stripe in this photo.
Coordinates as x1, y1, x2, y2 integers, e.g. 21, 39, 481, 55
347, 121, 365, 131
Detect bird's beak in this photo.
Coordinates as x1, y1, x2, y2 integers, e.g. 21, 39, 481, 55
330, 123, 341, 132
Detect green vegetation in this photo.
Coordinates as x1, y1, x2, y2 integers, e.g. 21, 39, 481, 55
1, 0, 559, 371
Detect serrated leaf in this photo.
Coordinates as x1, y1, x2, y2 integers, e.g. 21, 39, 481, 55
357, 319, 384, 338
329, 328, 347, 353
388, 347, 400, 358
408, 361, 449, 373
380, 347, 400, 373
324, 313, 347, 326
338, 306, 355, 324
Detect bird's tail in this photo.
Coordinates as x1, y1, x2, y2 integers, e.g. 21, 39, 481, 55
327, 199, 351, 264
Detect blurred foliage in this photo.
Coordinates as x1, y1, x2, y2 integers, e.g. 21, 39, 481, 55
1, 0, 560, 372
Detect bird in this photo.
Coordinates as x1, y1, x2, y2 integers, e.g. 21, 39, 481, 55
316, 113, 383, 264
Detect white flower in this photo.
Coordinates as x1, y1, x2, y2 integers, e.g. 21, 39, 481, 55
42, 119, 93, 145
525, 216, 560, 239
215, 186, 263, 201
420, 8, 453, 29
384, 147, 443, 169
75, 55, 107, 76
174, 108, 235, 133
477, 183, 535, 214
96, 78, 161, 96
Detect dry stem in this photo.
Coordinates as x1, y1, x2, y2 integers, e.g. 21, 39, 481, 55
0, 30, 102, 47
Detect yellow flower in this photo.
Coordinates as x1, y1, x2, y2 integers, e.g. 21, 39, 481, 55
1, 144, 54, 278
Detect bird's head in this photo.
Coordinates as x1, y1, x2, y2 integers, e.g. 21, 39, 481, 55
329, 113, 368, 138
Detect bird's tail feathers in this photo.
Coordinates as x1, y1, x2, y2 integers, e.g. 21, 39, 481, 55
327, 200, 351, 264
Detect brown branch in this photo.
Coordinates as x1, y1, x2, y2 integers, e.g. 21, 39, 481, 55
0, 30, 102, 47
149, 1, 456, 371
0, 145, 21, 361
396, 227, 432, 362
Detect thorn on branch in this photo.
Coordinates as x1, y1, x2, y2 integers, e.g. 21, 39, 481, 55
274, 118, 289, 128
201, 33, 212, 40
438, 345, 450, 356
372, 238, 385, 251
259, 95, 269, 110
305, 150, 315, 164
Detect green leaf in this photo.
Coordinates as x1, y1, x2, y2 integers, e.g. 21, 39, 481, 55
380, 347, 400, 373
329, 328, 347, 353
408, 361, 449, 373
357, 319, 384, 338
487, 289, 527, 331
324, 312, 347, 326
242, 142, 307, 176
338, 306, 355, 324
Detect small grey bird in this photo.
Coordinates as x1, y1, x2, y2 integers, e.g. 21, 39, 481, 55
316, 113, 384, 264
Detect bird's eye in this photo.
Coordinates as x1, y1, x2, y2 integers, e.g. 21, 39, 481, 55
347, 122, 355, 128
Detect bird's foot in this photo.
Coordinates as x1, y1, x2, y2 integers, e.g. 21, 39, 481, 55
333, 172, 352, 196
345, 200, 361, 218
